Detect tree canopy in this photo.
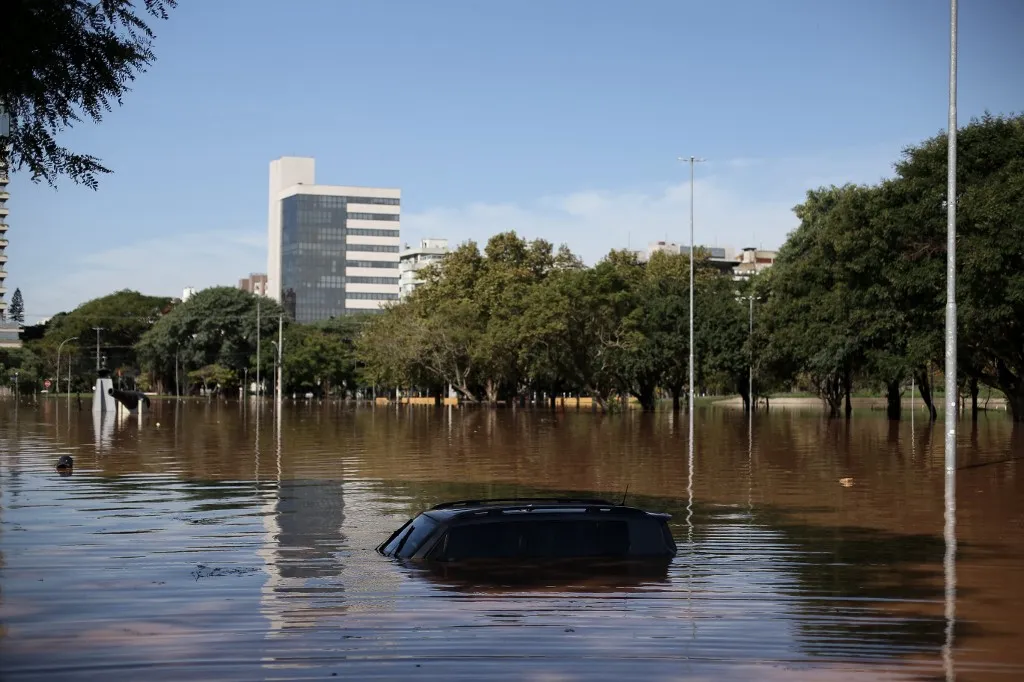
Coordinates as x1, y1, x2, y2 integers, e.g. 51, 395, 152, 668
0, 0, 176, 188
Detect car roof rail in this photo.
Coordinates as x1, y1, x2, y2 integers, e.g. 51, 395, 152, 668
430, 497, 617, 510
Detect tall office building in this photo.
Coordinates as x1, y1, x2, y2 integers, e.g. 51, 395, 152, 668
267, 157, 400, 322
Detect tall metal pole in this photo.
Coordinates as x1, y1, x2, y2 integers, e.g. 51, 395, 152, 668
57, 336, 77, 395
276, 314, 283, 407
749, 295, 754, 415
943, 1, 958, 679
255, 298, 261, 400
92, 327, 103, 371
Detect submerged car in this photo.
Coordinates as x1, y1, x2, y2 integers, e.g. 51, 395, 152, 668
377, 498, 677, 563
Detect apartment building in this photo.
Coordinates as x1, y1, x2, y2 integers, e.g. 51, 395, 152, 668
399, 238, 449, 299
239, 273, 268, 297
0, 109, 21, 348
266, 157, 400, 322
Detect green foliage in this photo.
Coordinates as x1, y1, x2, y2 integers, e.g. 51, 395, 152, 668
187, 364, 236, 394
0, 0, 176, 188
9, 288, 24, 323
136, 287, 283, 393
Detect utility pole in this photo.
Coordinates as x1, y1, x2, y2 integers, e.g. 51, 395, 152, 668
276, 314, 283, 407
92, 327, 104, 371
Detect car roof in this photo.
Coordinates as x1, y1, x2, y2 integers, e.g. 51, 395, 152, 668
419, 498, 671, 523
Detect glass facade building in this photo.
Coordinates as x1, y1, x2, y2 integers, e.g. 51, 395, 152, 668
280, 194, 400, 322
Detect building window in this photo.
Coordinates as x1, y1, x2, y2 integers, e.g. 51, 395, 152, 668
347, 212, 400, 221
348, 276, 399, 285
347, 244, 399, 253
346, 292, 400, 300
346, 260, 399, 269
347, 227, 399, 237
342, 196, 400, 206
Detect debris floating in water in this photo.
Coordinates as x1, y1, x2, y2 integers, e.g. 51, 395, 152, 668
55, 455, 74, 473
839, 477, 854, 487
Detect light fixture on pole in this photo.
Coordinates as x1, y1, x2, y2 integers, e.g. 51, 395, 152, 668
57, 336, 77, 394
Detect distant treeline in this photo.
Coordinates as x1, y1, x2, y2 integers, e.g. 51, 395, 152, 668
2, 114, 1021, 421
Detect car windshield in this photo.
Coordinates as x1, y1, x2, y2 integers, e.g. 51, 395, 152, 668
383, 514, 439, 558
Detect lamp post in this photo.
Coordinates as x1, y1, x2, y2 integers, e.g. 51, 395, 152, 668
91, 327, 104, 371
943, 2, 959, 680
678, 156, 705, 441
276, 314, 283, 407
270, 341, 279, 408
57, 336, 77, 395
737, 294, 763, 415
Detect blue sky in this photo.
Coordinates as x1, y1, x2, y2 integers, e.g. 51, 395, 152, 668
7, 0, 1023, 319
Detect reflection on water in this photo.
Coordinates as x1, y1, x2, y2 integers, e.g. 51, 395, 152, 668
0, 400, 1023, 680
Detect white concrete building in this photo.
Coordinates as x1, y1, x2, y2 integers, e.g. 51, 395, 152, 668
399, 238, 449, 299
266, 157, 400, 321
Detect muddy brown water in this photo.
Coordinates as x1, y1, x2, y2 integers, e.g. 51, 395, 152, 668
1, 399, 1023, 680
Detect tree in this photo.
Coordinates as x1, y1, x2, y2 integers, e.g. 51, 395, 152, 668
887, 113, 1024, 421
136, 287, 284, 394
8, 288, 24, 323
0, 0, 177, 188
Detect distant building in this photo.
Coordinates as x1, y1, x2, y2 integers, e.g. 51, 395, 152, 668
239, 273, 268, 297
634, 241, 777, 280
732, 247, 778, 280
182, 287, 197, 302
266, 157, 400, 322
0, 108, 22, 348
399, 238, 449, 299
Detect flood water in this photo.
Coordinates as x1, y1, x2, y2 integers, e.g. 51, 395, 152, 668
1, 399, 1023, 681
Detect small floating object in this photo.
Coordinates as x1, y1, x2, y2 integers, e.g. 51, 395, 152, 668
155, 422, 161, 427
839, 477, 854, 487
55, 455, 74, 473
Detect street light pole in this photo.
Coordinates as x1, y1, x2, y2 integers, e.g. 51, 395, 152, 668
57, 336, 77, 395
943, 1, 959, 680
678, 156, 705, 439
277, 314, 283, 407
256, 298, 261, 400
92, 327, 104, 371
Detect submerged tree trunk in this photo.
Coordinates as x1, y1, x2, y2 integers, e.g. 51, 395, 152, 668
737, 375, 751, 414
843, 368, 853, 419
969, 376, 979, 421
670, 382, 683, 412
886, 379, 902, 421
915, 369, 938, 421
820, 374, 843, 419
634, 383, 656, 411
484, 379, 499, 405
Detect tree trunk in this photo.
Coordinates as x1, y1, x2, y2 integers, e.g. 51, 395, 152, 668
549, 392, 556, 410
886, 379, 902, 421
670, 382, 683, 412
969, 376, 979, 421
634, 384, 656, 411
820, 374, 843, 419
843, 368, 853, 419
737, 375, 751, 413
484, 379, 499, 405
915, 369, 938, 421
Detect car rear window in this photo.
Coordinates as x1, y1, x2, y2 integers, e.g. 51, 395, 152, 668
440, 518, 631, 560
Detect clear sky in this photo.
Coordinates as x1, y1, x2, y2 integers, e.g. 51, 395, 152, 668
6, 0, 1023, 320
